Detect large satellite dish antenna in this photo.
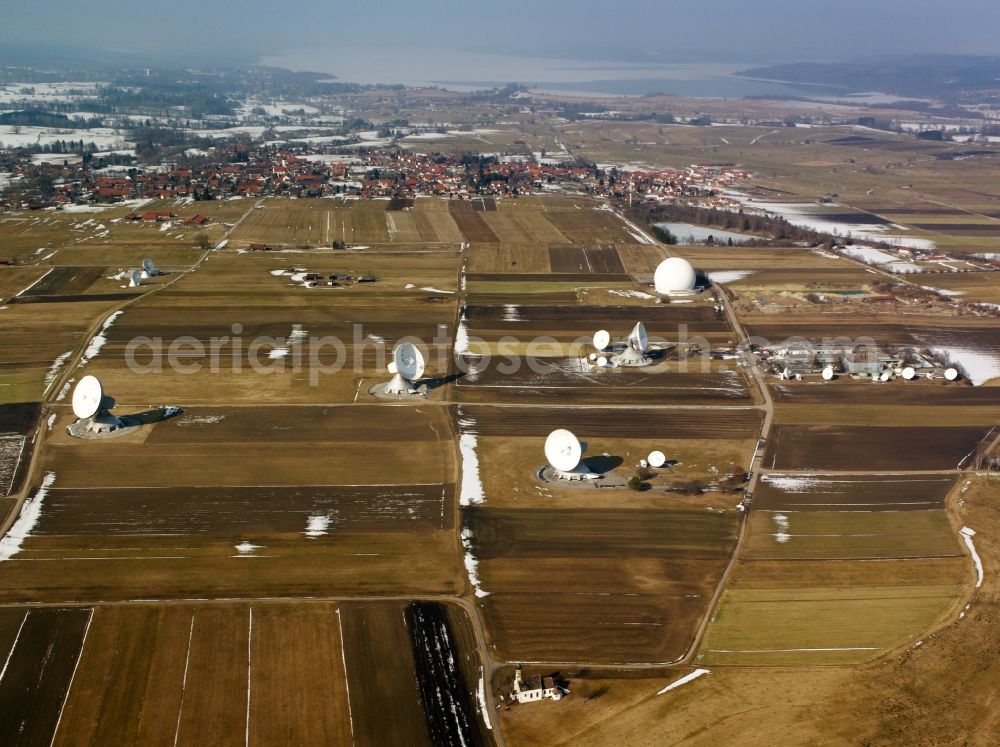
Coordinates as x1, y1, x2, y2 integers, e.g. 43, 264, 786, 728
901, 366, 916, 380
395, 342, 425, 381
129, 269, 142, 287
142, 257, 157, 277
596, 355, 608, 367
629, 322, 649, 354
945, 367, 959, 381
821, 366, 834, 381
879, 370, 891, 382
593, 330, 610, 352
378, 341, 426, 396
648, 450, 666, 468
612, 322, 650, 366
72, 375, 103, 419
545, 429, 583, 473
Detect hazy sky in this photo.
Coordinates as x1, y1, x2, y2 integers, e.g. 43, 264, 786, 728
5, 0, 1000, 66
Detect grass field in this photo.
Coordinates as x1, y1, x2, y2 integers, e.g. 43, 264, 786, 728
741, 509, 963, 560
699, 584, 964, 665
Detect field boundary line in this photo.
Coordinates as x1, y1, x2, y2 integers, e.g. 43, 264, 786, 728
244, 607, 253, 747
0, 609, 28, 685
172, 612, 195, 747
335, 607, 356, 745
49, 607, 93, 747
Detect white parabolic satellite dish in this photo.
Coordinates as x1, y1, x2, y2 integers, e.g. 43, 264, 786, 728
72, 375, 103, 419
596, 355, 608, 367
545, 429, 583, 473
142, 257, 157, 275
129, 269, 142, 287
945, 367, 959, 381
653, 257, 697, 294
394, 342, 425, 381
648, 450, 666, 468
902, 366, 916, 380
629, 322, 649, 353
593, 329, 610, 352
821, 366, 834, 381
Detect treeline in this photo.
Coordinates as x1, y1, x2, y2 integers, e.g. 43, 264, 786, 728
0, 110, 103, 128
623, 201, 839, 245
0, 139, 101, 155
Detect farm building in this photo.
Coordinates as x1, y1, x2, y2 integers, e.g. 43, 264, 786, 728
510, 667, 564, 704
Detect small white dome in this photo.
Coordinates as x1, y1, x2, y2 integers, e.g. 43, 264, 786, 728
654, 257, 697, 294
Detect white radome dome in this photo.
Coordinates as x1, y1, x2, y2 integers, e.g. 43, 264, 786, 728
654, 257, 697, 294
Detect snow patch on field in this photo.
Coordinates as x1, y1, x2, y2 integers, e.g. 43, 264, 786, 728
304, 514, 333, 538
79, 311, 123, 366
762, 475, 832, 491
502, 304, 523, 322
459, 434, 485, 506
461, 527, 489, 597
960, 527, 983, 588
477, 672, 493, 730
657, 668, 710, 695
608, 289, 656, 300
772, 512, 791, 543
455, 307, 469, 354
0, 472, 55, 561
420, 286, 454, 294
176, 414, 225, 426
269, 324, 307, 359
234, 541, 262, 556
707, 270, 755, 283
842, 245, 898, 264
57, 378, 74, 401
44, 351, 72, 391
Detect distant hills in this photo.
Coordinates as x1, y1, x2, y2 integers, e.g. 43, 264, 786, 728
740, 55, 1000, 101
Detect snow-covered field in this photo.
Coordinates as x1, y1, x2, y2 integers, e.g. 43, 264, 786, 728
748, 201, 937, 250
707, 270, 755, 283
0, 125, 128, 150
930, 347, 1000, 386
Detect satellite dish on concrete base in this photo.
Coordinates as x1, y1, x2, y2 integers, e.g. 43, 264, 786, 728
612, 322, 652, 367
69, 375, 126, 436
372, 342, 427, 398
142, 257, 159, 277
544, 429, 600, 481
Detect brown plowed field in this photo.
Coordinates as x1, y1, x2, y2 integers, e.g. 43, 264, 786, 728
763, 425, 991, 471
